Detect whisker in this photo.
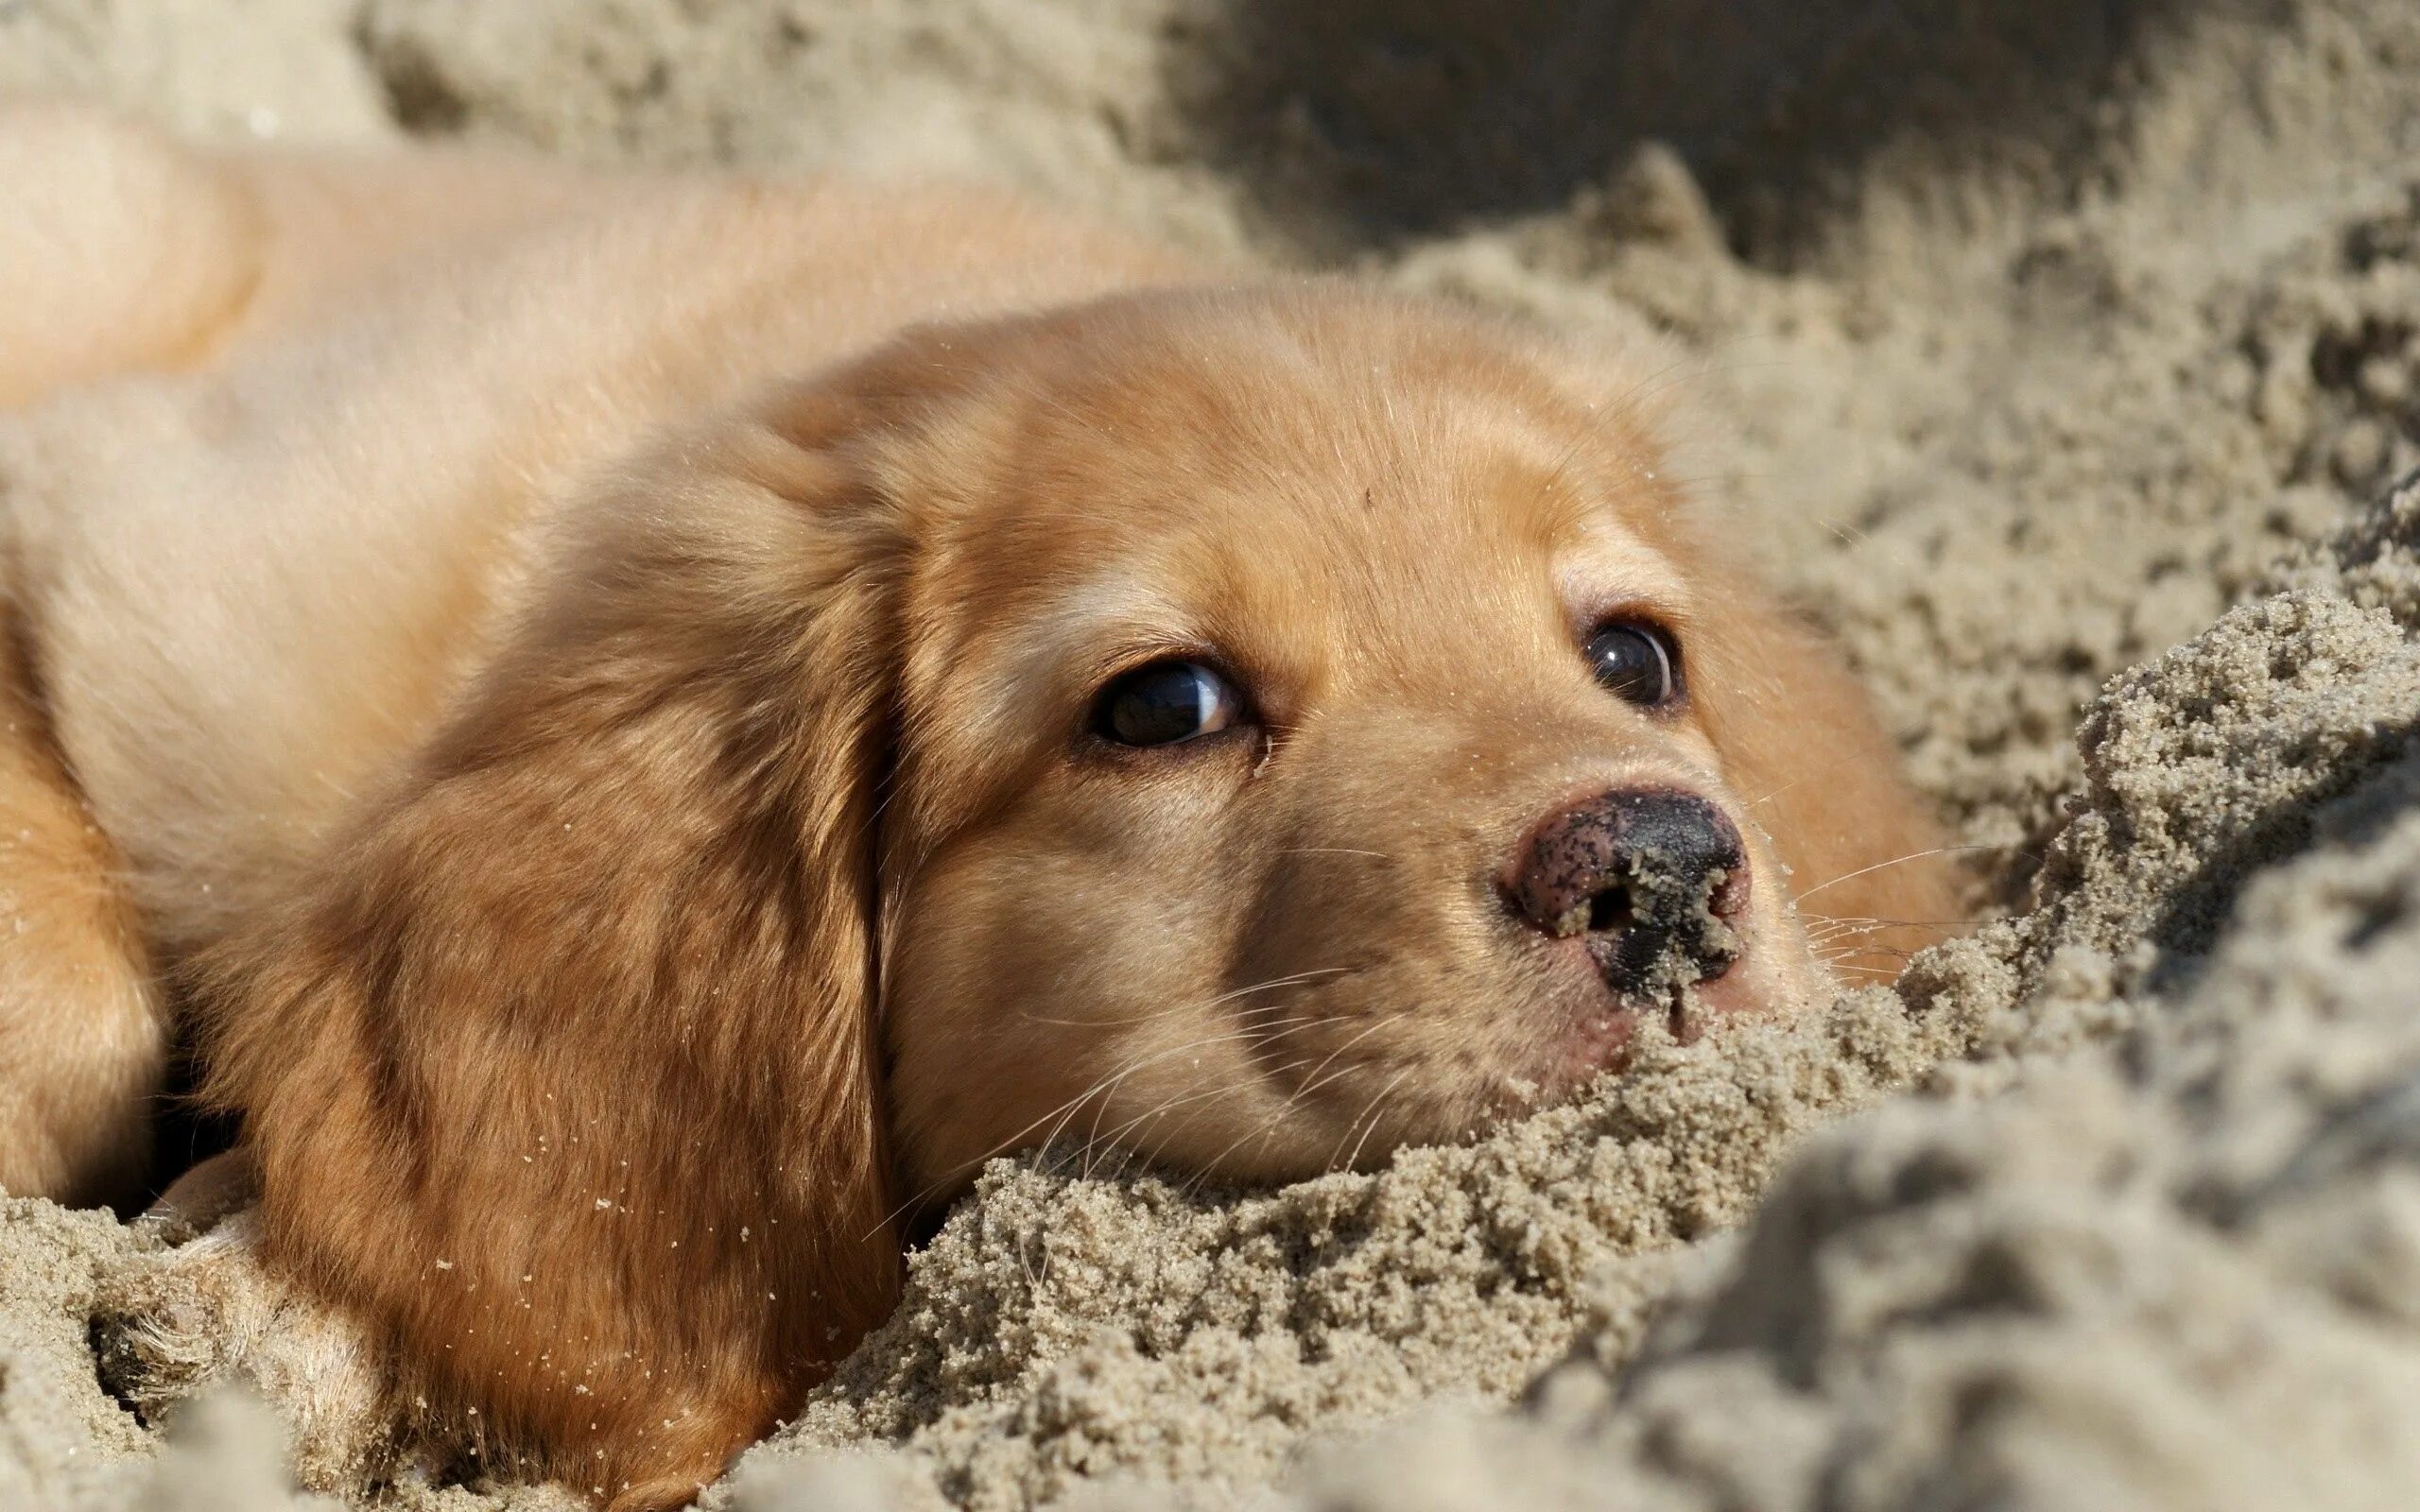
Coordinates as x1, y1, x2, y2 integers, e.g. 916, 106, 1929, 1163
1611, 343, 1773, 417
1015, 966, 1354, 1029
1806, 511, 1933, 583
870, 1028, 1250, 1235
1175, 1018, 1398, 1200
1030, 1023, 1276, 1164
1820, 923, 1926, 948
1803, 919, 1958, 947
1743, 776, 1810, 814
1792, 843, 2014, 904
1283, 1017, 1399, 1106
1178, 1108, 1292, 1196
1077, 1060, 1318, 1177
1328, 1062, 1422, 1175
1817, 944, 1924, 963
1048, 1009, 1364, 1174
1342, 1069, 1423, 1173
873, 972, 1371, 1231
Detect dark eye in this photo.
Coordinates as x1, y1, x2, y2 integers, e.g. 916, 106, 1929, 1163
1093, 660, 1246, 747
1584, 621, 1681, 707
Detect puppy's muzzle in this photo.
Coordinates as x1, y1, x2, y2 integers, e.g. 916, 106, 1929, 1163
1507, 788, 1748, 997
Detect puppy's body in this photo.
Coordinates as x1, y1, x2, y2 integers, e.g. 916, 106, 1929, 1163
5, 112, 1186, 953
2, 106, 1181, 1206
0, 108, 1952, 1506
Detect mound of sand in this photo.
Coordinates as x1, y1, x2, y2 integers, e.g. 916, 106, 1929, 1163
6, 2, 2420, 1508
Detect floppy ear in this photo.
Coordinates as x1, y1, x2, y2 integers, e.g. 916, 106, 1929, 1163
192, 396, 911, 1508
1676, 535, 1962, 979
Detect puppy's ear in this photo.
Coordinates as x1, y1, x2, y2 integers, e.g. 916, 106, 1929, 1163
193, 387, 921, 1507
1681, 547, 1961, 979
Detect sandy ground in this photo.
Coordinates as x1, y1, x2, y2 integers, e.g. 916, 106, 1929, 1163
6, 0, 2420, 1507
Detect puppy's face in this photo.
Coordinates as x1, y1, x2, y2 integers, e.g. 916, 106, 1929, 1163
870, 288, 1922, 1203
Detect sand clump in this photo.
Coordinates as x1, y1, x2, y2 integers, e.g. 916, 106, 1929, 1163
7, 2, 2420, 1509
748, 983, 1966, 1509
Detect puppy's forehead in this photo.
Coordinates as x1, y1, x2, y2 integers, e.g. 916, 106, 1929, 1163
900, 292, 1694, 749
950, 301, 1678, 605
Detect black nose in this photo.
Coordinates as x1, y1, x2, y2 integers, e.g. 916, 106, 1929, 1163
1507, 788, 1749, 995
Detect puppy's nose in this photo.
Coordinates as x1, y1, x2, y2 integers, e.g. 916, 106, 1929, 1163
1507, 788, 1749, 995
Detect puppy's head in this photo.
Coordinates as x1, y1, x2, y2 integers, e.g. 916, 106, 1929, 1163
871, 285, 1951, 1200
205, 283, 1947, 1507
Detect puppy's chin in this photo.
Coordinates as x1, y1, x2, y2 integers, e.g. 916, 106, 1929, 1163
1503, 922, 1825, 1112
1452, 919, 1820, 1122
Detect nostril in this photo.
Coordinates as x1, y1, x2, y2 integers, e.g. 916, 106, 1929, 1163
1507, 787, 1751, 996
1584, 885, 1635, 935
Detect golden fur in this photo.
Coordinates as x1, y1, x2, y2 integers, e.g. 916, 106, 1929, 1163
0, 106, 1953, 1507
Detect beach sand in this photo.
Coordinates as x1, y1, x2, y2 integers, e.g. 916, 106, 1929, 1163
5, 2, 2420, 1507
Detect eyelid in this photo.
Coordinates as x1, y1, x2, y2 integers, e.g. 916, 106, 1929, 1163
1554, 522, 1694, 613
1082, 640, 1246, 700
1573, 598, 1692, 644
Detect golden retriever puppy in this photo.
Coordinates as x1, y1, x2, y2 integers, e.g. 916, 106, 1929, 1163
0, 107, 1952, 1507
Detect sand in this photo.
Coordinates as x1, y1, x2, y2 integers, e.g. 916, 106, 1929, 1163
5, 1, 2420, 1507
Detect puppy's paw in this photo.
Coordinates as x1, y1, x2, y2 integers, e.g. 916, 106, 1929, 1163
96, 1203, 404, 1493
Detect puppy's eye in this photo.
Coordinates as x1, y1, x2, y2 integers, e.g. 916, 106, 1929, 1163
1584, 621, 1681, 707
1094, 661, 1245, 747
